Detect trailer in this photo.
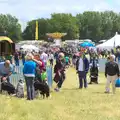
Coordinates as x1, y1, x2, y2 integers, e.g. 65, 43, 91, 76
0, 36, 15, 55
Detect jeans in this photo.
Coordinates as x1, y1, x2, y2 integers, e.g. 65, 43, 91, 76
57, 73, 65, 88
49, 59, 53, 66
44, 62, 47, 68
25, 76, 35, 100
15, 59, 19, 66
78, 71, 87, 88
22, 59, 25, 65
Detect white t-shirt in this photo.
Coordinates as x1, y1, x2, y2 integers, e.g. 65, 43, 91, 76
49, 54, 54, 60
40, 52, 48, 63
78, 58, 84, 71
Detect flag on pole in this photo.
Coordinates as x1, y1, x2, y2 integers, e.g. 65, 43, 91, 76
35, 21, 38, 40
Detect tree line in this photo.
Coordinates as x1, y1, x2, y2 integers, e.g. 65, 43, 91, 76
1, 11, 120, 43
0, 14, 22, 42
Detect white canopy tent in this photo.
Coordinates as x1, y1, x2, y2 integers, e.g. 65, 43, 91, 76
84, 39, 92, 42
18, 40, 43, 45
99, 40, 106, 43
96, 32, 120, 50
20, 45, 39, 52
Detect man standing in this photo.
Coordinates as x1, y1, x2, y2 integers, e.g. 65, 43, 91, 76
54, 52, 66, 92
40, 51, 48, 67
76, 52, 89, 89
21, 51, 26, 65
0, 60, 14, 83
49, 52, 54, 66
14, 50, 19, 66
105, 55, 119, 94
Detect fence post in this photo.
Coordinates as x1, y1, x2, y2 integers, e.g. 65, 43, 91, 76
0, 77, 1, 92
10, 66, 24, 88
47, 66, 53, 88
10, 65, 53, 88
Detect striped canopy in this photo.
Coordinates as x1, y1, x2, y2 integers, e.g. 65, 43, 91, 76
0, 36, 13, 43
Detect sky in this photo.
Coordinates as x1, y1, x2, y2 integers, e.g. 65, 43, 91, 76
0, 0, 120, 31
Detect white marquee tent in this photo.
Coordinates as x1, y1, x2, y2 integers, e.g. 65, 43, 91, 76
20, 45, 39, 52
99, 40, 106, 43
96, 32, 120, 50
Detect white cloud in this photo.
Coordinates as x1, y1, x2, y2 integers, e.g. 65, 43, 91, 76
0, 0, 119, 30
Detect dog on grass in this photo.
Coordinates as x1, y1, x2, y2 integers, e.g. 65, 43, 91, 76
0, 81, 16, 95
34, 80, 50, 99
16, 79, 24, 98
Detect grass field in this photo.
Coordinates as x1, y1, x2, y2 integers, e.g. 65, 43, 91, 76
0, 67, 120, 120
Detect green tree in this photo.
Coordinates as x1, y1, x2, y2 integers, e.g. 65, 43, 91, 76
22, 20, 36, 40
0, 14, 22, 42
22, 18, 50, 40
77, 11, 103, 42
77, 11, 120, 42
23, 13, 79, 40
49, 13, 79, 40
23, 11, 120, 43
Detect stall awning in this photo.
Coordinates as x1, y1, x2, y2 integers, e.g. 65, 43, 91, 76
0, 36, 13, 43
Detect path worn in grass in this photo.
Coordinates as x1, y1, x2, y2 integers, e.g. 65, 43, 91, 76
0, 67, 120, 120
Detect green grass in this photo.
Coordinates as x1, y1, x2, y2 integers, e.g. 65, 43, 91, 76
0, 67, 120, 120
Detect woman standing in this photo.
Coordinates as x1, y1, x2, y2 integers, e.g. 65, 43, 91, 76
23, 53, 42, 100
54, 52, 66, 92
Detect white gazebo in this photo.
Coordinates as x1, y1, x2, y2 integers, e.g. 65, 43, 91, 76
96, 32, 120, 50
20, 45, 39, 52
46, 32, 67, 47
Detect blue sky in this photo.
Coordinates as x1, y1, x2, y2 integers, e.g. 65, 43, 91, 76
0, 0, 119, 30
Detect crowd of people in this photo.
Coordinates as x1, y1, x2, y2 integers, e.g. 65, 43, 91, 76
0, 46, 120, 100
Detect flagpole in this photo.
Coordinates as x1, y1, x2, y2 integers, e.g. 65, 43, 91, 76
35, 21, 38, 40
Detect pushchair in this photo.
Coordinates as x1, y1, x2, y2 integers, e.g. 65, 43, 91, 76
89, 58, 99, 84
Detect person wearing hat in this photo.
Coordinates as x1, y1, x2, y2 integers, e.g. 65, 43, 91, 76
76, 52, 89, 89
54, 52, 66, 92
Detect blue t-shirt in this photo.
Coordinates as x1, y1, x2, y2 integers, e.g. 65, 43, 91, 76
0, 62, 13, 75
23, 61, 36, 77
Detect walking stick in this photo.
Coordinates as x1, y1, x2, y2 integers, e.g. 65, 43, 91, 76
76, 71, 79, 88
0, 76, 1, 92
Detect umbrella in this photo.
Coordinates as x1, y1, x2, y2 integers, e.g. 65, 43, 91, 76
80, 42, 95, 47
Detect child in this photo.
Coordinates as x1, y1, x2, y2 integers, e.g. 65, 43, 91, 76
65, 54, 70, 68
41, 68, 48, 84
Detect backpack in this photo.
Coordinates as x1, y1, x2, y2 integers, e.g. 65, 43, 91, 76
115, 78, 120, 87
